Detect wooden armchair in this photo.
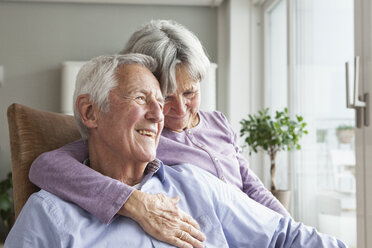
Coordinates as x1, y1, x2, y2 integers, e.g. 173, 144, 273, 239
7, 103, 81, 219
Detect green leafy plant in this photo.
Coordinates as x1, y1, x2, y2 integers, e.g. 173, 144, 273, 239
240, 108, 308, 191
0, 172, 13, 227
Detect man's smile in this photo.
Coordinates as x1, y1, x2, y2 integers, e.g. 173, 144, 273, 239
137, 129, 157, 139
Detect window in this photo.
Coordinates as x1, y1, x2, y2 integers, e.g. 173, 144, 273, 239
256, 0, 356, 246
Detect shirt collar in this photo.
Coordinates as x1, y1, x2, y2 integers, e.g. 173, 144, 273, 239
82, 158, 165, 182
146, 158, 165, 182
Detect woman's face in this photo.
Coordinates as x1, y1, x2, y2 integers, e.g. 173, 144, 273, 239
163, 64, 200, 132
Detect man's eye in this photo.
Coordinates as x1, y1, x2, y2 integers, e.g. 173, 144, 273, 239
135, 96, 146, 103
164, 95, 174, 102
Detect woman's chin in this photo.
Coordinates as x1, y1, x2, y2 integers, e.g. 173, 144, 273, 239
164, 116, 188, 128
164, 123, 186, 132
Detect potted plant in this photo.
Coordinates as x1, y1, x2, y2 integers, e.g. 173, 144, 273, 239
336, 124, 354, 144
0, 172, 13, 236
240, 108, 308, 209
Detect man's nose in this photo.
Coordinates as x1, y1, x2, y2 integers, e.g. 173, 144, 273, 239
146, 100, 164, 123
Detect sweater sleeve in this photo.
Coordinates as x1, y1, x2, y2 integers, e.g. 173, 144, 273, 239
29, 139, 133, 224
219, 112, 290, 217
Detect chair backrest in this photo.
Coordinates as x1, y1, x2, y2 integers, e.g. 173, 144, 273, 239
7, 103, 81, 219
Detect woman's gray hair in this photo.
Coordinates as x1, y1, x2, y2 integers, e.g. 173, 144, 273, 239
121, 19, 210, 96
73, 53, 157, 140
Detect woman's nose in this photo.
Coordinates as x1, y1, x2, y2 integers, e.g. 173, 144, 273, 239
172, 96, 187, 115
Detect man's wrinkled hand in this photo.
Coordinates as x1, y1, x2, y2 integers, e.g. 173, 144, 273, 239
119, 190, 206, 248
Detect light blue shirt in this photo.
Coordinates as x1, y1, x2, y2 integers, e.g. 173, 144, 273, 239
6, 161, 346, 247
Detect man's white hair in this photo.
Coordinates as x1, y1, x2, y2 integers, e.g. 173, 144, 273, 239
73, 54, 157, 140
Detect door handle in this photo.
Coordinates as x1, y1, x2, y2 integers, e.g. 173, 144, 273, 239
345, 56, 369, 128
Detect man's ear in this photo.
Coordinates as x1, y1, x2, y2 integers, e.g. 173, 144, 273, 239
76, 94, 99, 129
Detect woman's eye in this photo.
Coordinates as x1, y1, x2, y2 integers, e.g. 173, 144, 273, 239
183, 91, 195, 98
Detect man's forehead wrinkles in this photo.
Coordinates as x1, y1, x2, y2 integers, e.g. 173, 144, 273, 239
126, 85, 143, 94
117, 79, 143, 93
118, 83, 161, 98
114, 65, 161, 97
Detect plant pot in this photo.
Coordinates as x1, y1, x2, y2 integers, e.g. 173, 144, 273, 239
336, 129, 354, 144
272, 190, 291, 211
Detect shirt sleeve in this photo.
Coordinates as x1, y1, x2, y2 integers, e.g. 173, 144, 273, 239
28, 139, 133, 224
190, 165, 346, 248
271, 218, 347, 248
220, 112, 290, 217
212, 177, 346, 248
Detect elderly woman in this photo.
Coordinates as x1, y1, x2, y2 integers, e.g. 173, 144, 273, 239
29, 20, 288, 248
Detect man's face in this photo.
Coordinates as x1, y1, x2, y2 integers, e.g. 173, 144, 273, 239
95, 64, 164, 165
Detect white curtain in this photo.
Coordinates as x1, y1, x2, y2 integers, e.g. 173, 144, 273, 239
289, 0, 356, 246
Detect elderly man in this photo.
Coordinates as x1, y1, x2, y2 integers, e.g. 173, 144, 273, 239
5, 54, 346, 248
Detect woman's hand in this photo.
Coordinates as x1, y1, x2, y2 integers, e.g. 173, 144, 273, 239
119, 190, 206, 248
